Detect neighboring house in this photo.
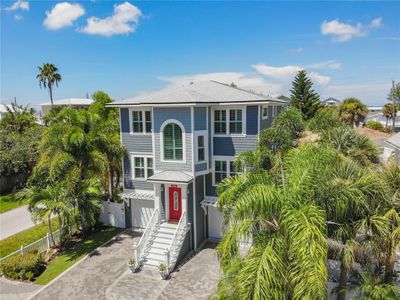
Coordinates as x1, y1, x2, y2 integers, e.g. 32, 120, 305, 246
0, 104, 13, 120
365, 106, 400, 132
277, 95, 290, 102
108, 80, 287, 271
40, 98, 93, 117
386, 132, 400, 162
322, 97, 341, 107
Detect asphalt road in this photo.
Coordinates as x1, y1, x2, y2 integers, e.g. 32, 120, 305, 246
0, 205, 36, 240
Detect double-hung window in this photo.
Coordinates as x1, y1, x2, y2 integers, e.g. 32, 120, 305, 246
214, 160, 227, 184
262, 106, 269, 119
197, 135, 205, 162
214, 108, 244, 135
131, 110, 152, 133
229, 161, 242, 177
163, 123, 183, 161
133, 156, 153, 179
229, 109, 242, 134
214, 110, 226, 134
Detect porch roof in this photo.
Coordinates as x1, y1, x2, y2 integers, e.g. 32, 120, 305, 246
147, 170, 193, 183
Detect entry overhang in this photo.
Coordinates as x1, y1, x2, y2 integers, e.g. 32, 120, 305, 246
147, 170, 193, 184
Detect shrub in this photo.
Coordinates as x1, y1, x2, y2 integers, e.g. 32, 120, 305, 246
0, 250, 45, 281
365, 120, 385, 132
307, 107, 341, 132
273, 107, 305, 139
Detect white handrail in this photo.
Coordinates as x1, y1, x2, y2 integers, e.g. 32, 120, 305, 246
165, 211, 187, 272
134, 208, 159, 264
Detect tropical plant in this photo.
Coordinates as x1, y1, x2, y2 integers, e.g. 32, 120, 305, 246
337, 97, 368, 127
289, 70, 322, 120
365, 120, 385, 132
0, 103, 37, 133
382, 103, 398, 129
36, 63, 62, 106
307, 106, 341, 132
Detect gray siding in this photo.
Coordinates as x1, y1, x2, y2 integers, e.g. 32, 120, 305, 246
260, 104, 286, 130
120, 108, 130, 133
205, 173, 217, 197
122, 133, 153, 153
195, 175, 205, 248
194, 107, 207, 131
123, 156, 153, 191
246, 106, 259, 135
195, 162, 208, 173
153, 107, 193, 172
208, 108, 212, 167
187, 183, 194, 249
213, 136, 258, 156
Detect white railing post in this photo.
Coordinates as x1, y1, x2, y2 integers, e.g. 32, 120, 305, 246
164, 248, 170, 267
46, 233, 51, 249
20, 245, 24, 254
133, 242, 139, 264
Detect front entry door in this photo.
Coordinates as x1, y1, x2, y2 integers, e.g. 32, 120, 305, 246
169, 186, 182, 221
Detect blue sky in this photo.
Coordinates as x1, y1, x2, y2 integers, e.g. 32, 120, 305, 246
1, 1, 399, 108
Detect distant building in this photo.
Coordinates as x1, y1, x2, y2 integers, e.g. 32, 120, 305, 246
40, 98, 93, 117
0, 104, 13, 120
365, 106, 400, 132
277, 95, 290, 102
385, 132, 400, 162
322, 97, 341, 107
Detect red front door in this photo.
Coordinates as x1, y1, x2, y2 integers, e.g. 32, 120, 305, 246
169, 186, 182, 221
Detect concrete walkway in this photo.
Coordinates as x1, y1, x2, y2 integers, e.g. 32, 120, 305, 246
0, 277, 41, 300
29, 230, 141, 300
107, 242, 221, 300
0, 205, 36, 239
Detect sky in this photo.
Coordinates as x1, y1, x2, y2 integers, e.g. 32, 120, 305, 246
1, 0, 400, 108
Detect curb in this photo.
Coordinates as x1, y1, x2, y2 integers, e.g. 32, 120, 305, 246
26, 228, 128, 300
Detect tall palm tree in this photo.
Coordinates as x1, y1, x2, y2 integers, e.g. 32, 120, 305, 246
338, 97, 368, 127
36, 63, 62, 106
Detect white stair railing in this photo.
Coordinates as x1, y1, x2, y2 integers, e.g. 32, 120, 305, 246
164, 211, 190, 273
133, 208, 160, 266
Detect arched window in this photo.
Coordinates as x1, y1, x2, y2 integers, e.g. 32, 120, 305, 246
163, 123, 183, 160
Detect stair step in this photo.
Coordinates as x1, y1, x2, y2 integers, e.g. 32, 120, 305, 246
148, 248, 166, 256
155, 232, 175, 240
151, 242, 170, 250
159, 223, 178, 229
157, 227, 176, 234
146, 252, 165, 261
144, 258, 164, 268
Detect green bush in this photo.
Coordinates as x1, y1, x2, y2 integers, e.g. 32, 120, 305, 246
0, 250, 45, 281
307, 107, 341, 132
365, 120, 385, 132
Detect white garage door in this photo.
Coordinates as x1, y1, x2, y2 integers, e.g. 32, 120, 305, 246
131, 199, 154, 228
208, 206, 223, 239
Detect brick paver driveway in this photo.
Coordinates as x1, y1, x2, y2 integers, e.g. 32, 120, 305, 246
29, 230, 141, 300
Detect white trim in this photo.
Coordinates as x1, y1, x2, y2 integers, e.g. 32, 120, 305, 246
151, 107, 156, 170
193, 176, 197, 250
211, 106, 247, 138
191, 107, 195, 175
206, 106, 210, 170
108, 100, 287, 108
212, 156, 237, 186
261, 105, 269, 120
159, 119, 187, 163
119, 108, 125, 190
129, 107, 152, 135
131, 154, 154, 180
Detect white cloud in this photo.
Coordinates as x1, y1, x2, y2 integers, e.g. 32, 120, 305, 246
306, 60, 342, 70
308, 72, 331, 85
290, 47, 304, 55
5, 0, 29, 11
321, 17, 383, 42
14, 13, 23, 21
159, 72, 282, 96
81, 2, 142, 37
43, 2, 85, 30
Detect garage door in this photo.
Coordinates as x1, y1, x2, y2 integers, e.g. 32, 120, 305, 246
131, 199, 154, 228
208, 206, 223, 239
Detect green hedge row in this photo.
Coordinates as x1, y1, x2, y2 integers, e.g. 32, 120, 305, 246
0, 250, 46, 281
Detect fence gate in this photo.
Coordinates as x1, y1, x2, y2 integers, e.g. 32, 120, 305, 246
99, 201, 126, 228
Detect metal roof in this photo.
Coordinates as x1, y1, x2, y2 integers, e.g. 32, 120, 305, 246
108, 80, 287, 106
40, 98, 93, 106
147, 170, 193, 183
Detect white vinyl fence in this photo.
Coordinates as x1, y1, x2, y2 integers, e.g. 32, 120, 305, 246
0, 230, 61, 264
99, 201, 125, 228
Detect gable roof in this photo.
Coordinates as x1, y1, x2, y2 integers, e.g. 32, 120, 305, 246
108, 80, 287, 106
323, 97, 340, 103
40, 98, 93, 106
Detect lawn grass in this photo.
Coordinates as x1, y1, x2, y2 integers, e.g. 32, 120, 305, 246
0, 193, 27, 214
0, 219, 60, 258
35, 226, 124, 285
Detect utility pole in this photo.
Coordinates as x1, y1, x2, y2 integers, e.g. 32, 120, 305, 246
392, 81, 396, 133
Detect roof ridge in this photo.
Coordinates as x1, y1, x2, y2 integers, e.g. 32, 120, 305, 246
209, 80, 271, 99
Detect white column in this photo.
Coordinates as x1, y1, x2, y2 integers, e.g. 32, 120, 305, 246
181, 185, 188, 224
165, 184, 170, 221
154, 184, 161, 217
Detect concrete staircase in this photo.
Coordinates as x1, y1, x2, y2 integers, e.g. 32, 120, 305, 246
143, 222, 177, 268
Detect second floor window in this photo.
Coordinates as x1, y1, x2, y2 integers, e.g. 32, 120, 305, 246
133, 156, 153, 179
163, 123, 183, 161
131, 110, 152, 133
147, 157, 154, 177
134, 157, 145, 178
197, 135, 205, 162
214, 108, 244, 135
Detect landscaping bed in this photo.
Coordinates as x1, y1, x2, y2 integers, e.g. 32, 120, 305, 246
0, 226, 124, 284
0, 193, 27, 214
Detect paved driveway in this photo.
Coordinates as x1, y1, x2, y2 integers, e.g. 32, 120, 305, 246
29, 230, 141, 300
0, 205, 36, 239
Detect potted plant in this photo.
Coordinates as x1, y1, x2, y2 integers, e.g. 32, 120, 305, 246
127, 258, 139, 273
158, 263, 168, 279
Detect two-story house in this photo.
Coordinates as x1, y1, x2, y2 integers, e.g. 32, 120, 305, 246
108, 80, 286, 272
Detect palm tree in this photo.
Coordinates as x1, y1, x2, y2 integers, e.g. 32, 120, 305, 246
338, 97, 368, 127
36, 63, 62, 106
382, 103, 398, 130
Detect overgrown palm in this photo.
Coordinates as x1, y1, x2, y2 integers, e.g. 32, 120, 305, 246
337, 97, 368, 127
0, 103, 37, 133
36, 63, 62, 106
